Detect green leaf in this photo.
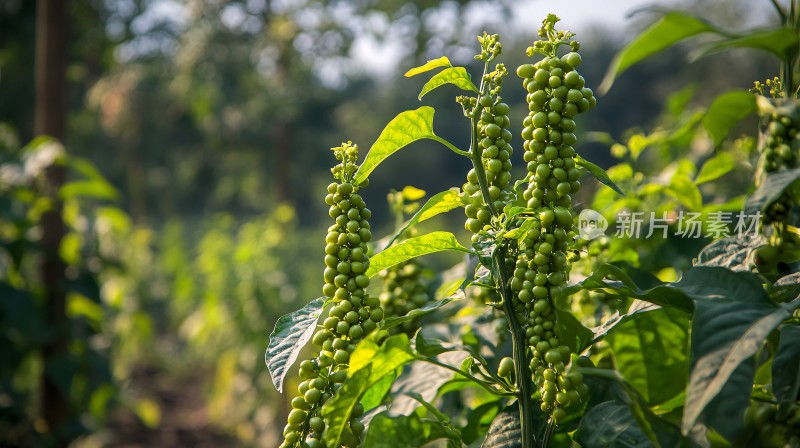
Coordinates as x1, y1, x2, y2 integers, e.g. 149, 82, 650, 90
323, 334, 415, 448
361, 369, 397, 411
690, 26, 799, 62
695, 151, 735, 184
462, 401, 503, 444
772, 324, 800, 420
591, 300, 662, 344
60, 180, 119, 201
264, 298, 324, 393
354, 107, 437, 185
404, 56, 452, 77
702, 91, 756, 146
667, 172, 702, 211
418, 67, 478, 100
554, 308, 593, 354
606, 307, 691, 405
575, 154, 625, 196
366, 231, 471, 278
682, 288, 798, 439
745, 167, 800, 214
385, 188, 465, 249
383, 290, 465, 330
695, 236, 765, 272
481, 404, 549, 448
362, 409, 460, 447
599, 12, 719, 94
575, 401, 652, 447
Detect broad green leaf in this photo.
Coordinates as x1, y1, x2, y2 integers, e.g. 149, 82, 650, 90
481, 404, 549, 448
690, 26, 799, 62
591, 300, 661, 344
575, 401, 652, 447
366, 231, 471, 278
667, 172, 702, 211
575, 154, 625, 196
606, 307, 691, 405
60, 180, 119, 201
702, 91, 756, 146
554, 308, 593, 354
600, 12, 719, 94
580, 369, 683, 447
264, 298, 324, 392
385, 188, 465, 249
695, 151, 735, 184
772, 324, 800, 420
745, 167, 800, 214
354, 107, 436, 184
682, 288, 798, 439
383, 289, 465, 329
462, 401, 502, 444
404, 56, 452, 77
362, 409, 460, 447
323, 334, 415, 448
418, 67, 478, 100
361, 369, 397, 411
389, 351, 467, 416
694, 236, 765, 272
401, 185, 426, 201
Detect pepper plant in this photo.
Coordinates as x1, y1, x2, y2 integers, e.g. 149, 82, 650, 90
267, 7, 800, 447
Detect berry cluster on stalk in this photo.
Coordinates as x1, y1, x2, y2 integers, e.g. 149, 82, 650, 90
281, 142, 382, 448
753, 99, 800, 274
462, 33, 515, 236
513, 14, 594, 422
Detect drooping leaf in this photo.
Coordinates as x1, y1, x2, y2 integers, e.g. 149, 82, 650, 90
772, 324, 800, 420
265, 298, 325, 393
690, 26, 799, 62
404, 56, 452, 77
606, 307, 691, 405
695, 151, 736, 184
354, 107, 437, 184
702, 91, 757, 146
682, 287, 798, 439
385, 188, 465, 249
591, 300, 661, 343
745, 167, 800, 214
418, 67, 478, 100
574, 401, 652, 447
323, 334, 415, 448
599, 12, 719, 94
366, 231, 471, 278
388, 351, 467, 416
383, 290, 465, 329
575, 154, 625, 196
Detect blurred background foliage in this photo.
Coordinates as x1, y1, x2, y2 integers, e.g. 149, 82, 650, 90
0, 0, 782, 446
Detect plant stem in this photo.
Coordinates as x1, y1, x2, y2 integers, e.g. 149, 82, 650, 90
469, 61, 536, 448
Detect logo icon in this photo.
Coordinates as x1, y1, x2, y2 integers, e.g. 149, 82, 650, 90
578, 209, 608, 240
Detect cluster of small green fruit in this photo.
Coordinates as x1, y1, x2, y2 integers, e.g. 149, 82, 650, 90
280, 142, 382, 448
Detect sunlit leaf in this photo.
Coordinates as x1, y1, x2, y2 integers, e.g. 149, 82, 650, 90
418, 67, 478, 100
690, 26, 799, 62
323, 334, 415, 448
384, 188, 465, 249
702, 91, 756, 146
265, 298, 324, 393
355, 107, 438, 184
695, 151, 736, 184
367, 231, 471, 278
575, 155, 625, 196
401, 185, 426, 201
668, 172, 702, 211
404, 56, 452, 77
600, 12, 719, 94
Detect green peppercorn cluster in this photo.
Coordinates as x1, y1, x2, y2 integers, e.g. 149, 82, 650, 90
512, 14, 594, 422
378, 259, 433, 335
281, 142, 383, 448
463, 35, 514, 235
